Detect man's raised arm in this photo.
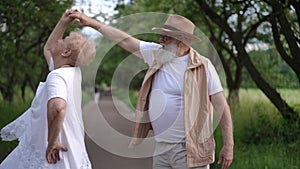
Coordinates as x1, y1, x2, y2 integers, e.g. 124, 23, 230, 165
69, 11, 142, 58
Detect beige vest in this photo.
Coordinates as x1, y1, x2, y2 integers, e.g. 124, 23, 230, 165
132, 48, 215, 167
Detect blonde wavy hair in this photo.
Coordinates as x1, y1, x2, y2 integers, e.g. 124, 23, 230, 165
67, 30, 96, 67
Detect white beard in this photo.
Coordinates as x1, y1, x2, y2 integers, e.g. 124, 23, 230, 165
155, 42, 178, 65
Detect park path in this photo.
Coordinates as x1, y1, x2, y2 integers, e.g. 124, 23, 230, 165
83, 94, 153, 169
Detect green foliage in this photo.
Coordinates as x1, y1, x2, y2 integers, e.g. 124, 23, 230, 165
248, 49, 299, 88
0, 0, 74, 102
239, 89, 300, 145
0, 88, 32, 162
96, 41, 147, 91
97, 43, 128, 86
112, 88, 139, 110
226, 89, 300, 168
113, 0, 205, 35
223, 142, 300, 169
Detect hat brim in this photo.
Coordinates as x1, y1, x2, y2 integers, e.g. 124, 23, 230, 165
152, 27, 201, 42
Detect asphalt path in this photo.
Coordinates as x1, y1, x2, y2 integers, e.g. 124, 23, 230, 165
83, 94, 153, 169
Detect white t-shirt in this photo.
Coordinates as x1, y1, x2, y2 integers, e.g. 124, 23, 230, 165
46, 67, 91, 168
140, 41, 223, 143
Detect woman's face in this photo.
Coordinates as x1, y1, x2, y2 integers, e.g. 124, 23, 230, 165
50, 34, 84, 58
50, 38, 67, 58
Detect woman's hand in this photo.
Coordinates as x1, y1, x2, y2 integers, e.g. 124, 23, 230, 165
46, 141, 68, 164
59, 9, 78, 25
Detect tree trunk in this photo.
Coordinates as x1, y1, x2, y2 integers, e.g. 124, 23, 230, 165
228, 88, 239, 107
236, 42, 299, 122
21, 80, 27, 101
2, 87, 14, 103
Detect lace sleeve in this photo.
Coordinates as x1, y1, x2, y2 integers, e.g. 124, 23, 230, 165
0, 108, 31, 141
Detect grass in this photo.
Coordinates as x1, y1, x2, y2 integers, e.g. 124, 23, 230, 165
0, 88, 299, 168
213, 88, 300, 169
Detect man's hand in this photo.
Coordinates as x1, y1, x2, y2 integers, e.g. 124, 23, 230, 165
68, 10, 92, 27
218, 145, 233, 169
68, 10, 104, 30
68, 8, 141, 57
46, 142, 68, 164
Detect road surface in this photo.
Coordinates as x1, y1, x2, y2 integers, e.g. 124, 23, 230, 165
83, 94, 153, 169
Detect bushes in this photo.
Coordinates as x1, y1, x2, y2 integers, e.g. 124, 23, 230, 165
0, 89, 32, 162
220, 88, 300, 168
235, 89, 300, 145
0, 100, 30, 162
242, 112, 300, 144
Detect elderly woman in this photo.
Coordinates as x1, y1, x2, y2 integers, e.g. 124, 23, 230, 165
0, 9, 96, 169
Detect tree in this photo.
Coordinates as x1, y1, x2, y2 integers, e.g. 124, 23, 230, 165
196, 0, 299, 122
0, 0, 74, 102
267, 0, 300, 82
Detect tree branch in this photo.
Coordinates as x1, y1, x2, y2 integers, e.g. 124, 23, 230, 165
269, 0, 300, 59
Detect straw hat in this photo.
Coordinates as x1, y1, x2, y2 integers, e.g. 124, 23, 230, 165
152, 14, 201, 42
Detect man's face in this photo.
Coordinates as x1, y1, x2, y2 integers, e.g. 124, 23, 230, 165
155, 34, 179, 64
159, 34, 174, 47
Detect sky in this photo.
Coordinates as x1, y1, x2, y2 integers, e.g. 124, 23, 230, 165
72, 0, 119, 37
72, 0, 118, 18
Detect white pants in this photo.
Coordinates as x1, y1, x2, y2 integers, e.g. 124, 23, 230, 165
153, 142, 210, 169
94, 92, 100, 104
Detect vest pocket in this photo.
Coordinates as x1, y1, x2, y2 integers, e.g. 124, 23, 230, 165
197, 136, 215, 157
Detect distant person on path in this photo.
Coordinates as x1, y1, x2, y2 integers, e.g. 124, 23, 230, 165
70, 11, 233, 169
94, 86, 100, 104
0, 9, 96, 169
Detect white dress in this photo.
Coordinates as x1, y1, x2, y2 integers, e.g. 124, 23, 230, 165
0, 66, 92, 169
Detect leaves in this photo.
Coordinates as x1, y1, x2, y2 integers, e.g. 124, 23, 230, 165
0, 0, 73, 102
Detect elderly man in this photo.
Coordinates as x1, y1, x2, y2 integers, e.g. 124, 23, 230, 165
70, 12, 234, 169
